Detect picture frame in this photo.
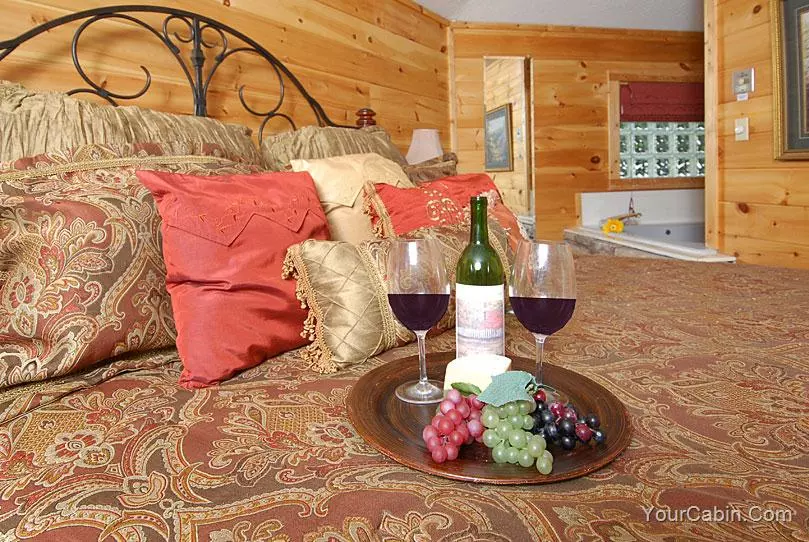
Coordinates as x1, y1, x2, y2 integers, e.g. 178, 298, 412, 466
484, 104, 513, 171
772, 0, 809, 159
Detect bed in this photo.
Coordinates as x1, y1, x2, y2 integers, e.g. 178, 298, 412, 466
0, 6, 807, 541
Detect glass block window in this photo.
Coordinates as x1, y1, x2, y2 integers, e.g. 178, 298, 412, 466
619, 121, 705, 179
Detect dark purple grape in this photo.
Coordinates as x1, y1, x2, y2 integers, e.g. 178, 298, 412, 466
592, 430, 606, 444
540, 410, 554, 425
585, 414, 601, 429
560, 435, 576, 450
530, 413, 544, 435
543, 422, 559, 440
558, 419, 575, 436
535, 401, 547, 412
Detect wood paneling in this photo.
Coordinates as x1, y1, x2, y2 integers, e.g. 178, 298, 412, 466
714, 0, 809, 269
450, 24, 704, 239
483, 57, 531, 214
0, 0, 450, 151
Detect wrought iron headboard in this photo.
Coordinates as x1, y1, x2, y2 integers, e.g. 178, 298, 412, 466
0, 4, 376, 139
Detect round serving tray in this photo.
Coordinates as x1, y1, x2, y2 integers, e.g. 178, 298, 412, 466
347, 352, 631, 485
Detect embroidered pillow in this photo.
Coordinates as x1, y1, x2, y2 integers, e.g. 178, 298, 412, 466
363, 173, 524, 250
0, 144, 257, 388
282, 220, 513, 373
290, 153, 414, 244
136, 169, 330, 388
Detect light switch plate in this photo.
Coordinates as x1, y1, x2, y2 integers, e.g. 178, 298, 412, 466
733, 68, 755, 97
735, 117, 749, 141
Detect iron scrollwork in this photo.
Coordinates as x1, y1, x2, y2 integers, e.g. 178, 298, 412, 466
0, 5, 350, 138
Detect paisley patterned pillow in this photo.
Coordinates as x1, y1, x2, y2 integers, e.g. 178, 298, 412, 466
0, 143, 257, 388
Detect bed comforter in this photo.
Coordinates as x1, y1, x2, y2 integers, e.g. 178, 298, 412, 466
0, 256, 806, 541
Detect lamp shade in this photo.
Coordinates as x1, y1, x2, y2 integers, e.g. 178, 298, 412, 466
406, 128, 443, 164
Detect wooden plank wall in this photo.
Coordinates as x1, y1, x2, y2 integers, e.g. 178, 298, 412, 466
450, 23, 704, 239
712, 0, 809, 269
483, 57, 531, 214
0, 0, 450, 151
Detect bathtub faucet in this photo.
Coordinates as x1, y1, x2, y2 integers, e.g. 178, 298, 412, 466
604, 212, 642, 224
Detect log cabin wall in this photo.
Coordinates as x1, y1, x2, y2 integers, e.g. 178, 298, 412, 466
0, 0, 450, 152
708, 0, 809, 269
450, 23, 704, 239
482, 57, 532, 215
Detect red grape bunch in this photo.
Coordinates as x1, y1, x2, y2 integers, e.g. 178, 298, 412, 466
420, 388, 485, 464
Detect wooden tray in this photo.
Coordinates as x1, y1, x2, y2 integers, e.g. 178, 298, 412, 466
347, 352, 631, 485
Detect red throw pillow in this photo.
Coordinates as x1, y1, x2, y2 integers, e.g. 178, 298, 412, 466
363, 173, 523, 248
136, 170, 330, 388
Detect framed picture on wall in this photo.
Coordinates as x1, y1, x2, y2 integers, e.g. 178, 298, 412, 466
772, 0, 809, 159
484, 104, 513, 171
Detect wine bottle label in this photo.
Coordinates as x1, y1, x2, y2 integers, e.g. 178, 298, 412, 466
455, 284, 505, 358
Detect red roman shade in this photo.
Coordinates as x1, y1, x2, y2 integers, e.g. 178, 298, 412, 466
620, 82, 704, 122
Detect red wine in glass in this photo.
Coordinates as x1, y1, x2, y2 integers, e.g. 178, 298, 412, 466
388, 293, 450, 331
386, 238, 450, 404
510, 297, 576, 336
509, 241, 576, 390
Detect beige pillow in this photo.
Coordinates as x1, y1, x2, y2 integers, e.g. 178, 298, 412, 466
0, 80, 261, 165
291, 153, 414, 244
261, 125, 406, 171
282, 220, 513, 373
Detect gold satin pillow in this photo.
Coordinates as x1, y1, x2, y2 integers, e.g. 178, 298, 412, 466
0, 80, 261, 165
261, 125, 406, 171
290, 153, 414, 244
282, 221, 513, 373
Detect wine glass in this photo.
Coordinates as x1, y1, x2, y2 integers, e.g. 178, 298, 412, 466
509, 240, 576, 392
387, 238, 450, 404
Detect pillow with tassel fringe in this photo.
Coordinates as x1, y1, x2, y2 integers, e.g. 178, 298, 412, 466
282, 220, 512, 373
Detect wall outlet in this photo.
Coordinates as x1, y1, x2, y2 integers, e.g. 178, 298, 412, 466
734, 117, 749, 141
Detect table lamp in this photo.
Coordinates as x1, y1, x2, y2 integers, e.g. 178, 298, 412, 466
406, 128, 443, 164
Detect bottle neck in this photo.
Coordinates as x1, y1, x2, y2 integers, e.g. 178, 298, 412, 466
469, 200, 489, 245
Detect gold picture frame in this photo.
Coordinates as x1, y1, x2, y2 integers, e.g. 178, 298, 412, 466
772, 0, 809, 159
484, 104, 513, 172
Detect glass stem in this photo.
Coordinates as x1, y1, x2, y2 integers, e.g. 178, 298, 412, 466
416, 330, 429, 385
534, 333, 548, 387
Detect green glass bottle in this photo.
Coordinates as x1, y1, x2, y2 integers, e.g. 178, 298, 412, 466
455, 196, 505, 357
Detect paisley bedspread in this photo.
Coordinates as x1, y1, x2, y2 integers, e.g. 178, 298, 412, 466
0, 256, 806, 541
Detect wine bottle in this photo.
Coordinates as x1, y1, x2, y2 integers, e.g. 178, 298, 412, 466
455, 196, 505, 357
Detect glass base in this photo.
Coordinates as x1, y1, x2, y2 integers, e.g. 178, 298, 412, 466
395, 379, 444, 404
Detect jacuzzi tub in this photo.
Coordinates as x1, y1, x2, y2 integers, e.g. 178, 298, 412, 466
564, 222, 736, 262
622, 223, 706, 247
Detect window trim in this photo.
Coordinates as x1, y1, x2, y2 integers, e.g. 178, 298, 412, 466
607, 73, 705, 191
